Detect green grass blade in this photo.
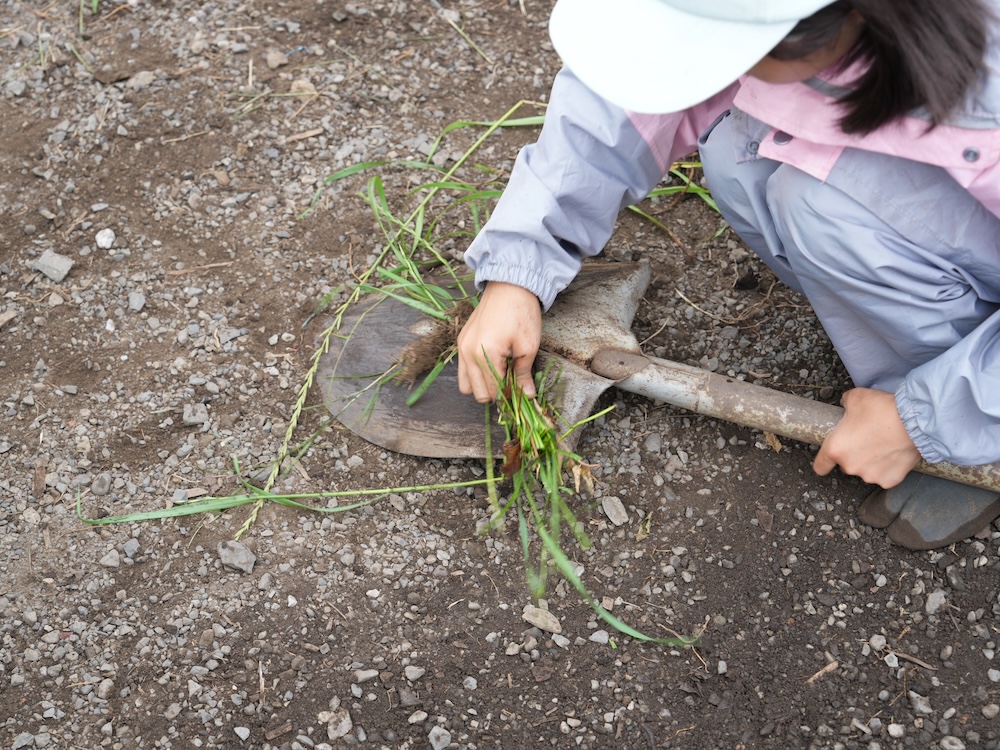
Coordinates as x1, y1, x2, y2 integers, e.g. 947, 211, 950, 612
404, 355, 449, 407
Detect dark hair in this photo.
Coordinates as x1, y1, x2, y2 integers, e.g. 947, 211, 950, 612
769, 0, 992, 134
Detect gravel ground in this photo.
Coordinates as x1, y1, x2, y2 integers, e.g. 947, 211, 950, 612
4, 2, 1000, 749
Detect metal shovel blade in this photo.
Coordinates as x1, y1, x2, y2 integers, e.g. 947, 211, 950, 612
318, 259, 1000, 493
315, 262, 649, 458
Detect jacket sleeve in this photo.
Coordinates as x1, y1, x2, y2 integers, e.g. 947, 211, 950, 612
463, 67, 737, 310
897, 303, 1000, 466
895, 148, 1000, 466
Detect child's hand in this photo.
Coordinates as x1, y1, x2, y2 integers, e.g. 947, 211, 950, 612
813, 387, 921, 488
457, 282, 542, 403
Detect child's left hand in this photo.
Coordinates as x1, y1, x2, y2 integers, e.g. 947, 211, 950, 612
813, 388, 921, 488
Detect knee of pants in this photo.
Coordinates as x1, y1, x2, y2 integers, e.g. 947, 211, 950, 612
766, 165, 875, 282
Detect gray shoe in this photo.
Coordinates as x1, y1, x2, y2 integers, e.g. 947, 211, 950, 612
857, 472, 1000, 551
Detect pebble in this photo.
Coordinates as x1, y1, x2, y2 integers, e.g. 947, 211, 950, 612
888, 724, 906, 738
589, 630, 610, 645
128, 70, 156, 89
522, 605, 562, 634
265, 49, 289, 69
183, 403, 209, 425
404, 666, 426, 682
601, 496, 629, 526
926, 589, 947, 614
97, 678, 115, 699
127, 291, 146, 312
322, 708, 352, 740
869, 634, 886, 651
31, 250, 74, 282
407, 710, 428, 724
428, 726, 452, 750
909, 691, 933, 715
96, 228, 116, 249
91, 472, 112, 496
983, 704, 1000, 719
99, 550, 120, 568
218, 541, 256, 573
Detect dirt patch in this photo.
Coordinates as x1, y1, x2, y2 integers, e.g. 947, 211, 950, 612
2, 2, 1000, 750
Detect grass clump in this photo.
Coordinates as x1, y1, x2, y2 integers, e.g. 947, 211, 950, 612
76, 103, 713, 647
487, 364, 697, 647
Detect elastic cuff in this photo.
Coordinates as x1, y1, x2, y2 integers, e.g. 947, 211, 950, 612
895, 380, 946, 464
473, 262, 562, 311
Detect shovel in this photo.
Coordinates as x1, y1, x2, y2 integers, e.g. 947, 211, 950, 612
317, 260, 1000, 492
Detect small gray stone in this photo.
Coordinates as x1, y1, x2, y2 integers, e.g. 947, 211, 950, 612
463, 676, 478, 690
128, 70, 156, 89
127, 291, 146, 312
404, 666, 425, 682
522, 605, 561, 634
258, 572, 274, 590
96, 228, 116, 249
398, 687, 420, 707
940, 737, 966, 750
99, 549, 120, 568
123, 539, 140, 559
926, 589, 947, 615
7, 79, 27, 97
97, 677, 115, 699
91, 472, 112, 496
218, 541, 256, 573
32, 250, 74, 282
324, 708, 353, 740
429, 726, 452, 750
354, 668, 379, 683
12, 732, 34, 749
869, 634, 887, 651
164, 703, 182, 720
601, 496, 629, 526
265, 49, 289, 69
644, 433, 662, 453
983, 703, 1000, 719
234, 727, 250, 741
589, 630, 610, 645
183, 403, 209, 425
909, 690, 933, 715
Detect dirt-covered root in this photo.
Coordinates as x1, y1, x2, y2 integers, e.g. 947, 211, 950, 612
394, 299, 474, 386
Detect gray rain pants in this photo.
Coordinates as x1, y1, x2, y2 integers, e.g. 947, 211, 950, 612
698, 110, 1000, 465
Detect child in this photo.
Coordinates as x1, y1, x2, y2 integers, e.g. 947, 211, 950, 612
455, 0, 1000, 550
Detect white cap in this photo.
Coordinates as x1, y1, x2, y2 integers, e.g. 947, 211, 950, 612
549, 0, 836, 113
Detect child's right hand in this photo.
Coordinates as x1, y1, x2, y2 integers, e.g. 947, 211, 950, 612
457, 281, 542, 403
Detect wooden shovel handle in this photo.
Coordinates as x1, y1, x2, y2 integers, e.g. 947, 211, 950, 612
592, 349, 1000, 493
